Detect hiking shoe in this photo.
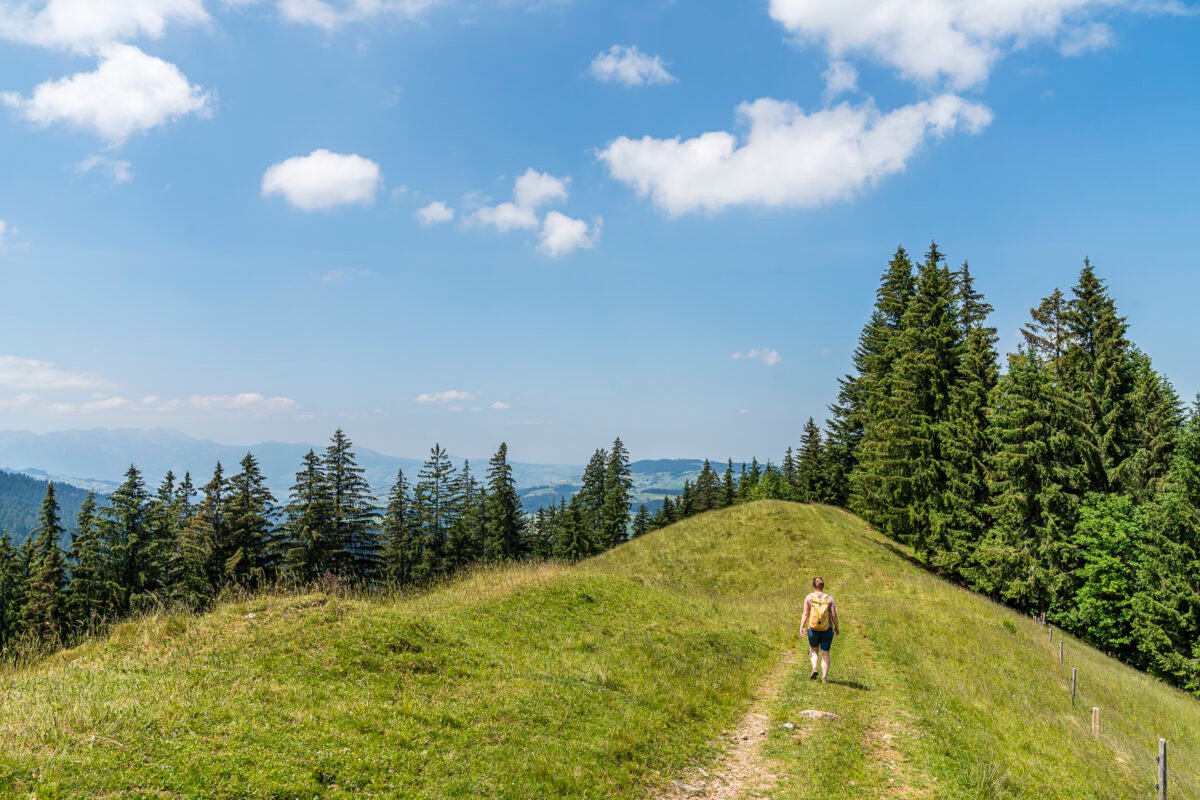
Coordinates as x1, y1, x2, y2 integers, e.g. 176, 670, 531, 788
810, 670, 819, 681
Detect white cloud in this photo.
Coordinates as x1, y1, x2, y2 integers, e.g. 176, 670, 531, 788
513, 168, 569, 210
0, 219, 7, 248
277, 0, 443, 30
0, 393, 40, 410
2, 44, 212, 145
48, 395, 130, 413
822, 60, 858, 102
261, 149, 382, 211
738, 408, 751, 416
588, 45, 676, 87
0, 355, 109, 390
731, 348, 783, 367
76, 154, 133, 183
766, 0, 1178, 90
183, 392, 297, 411
490, 401, 510, 410
471, 202, 539, 231
415, 200, 454, 226
415, 389, 478, 403
599, 95, 991, 216
0, 0, 208, 53
1059, 22, 1115, 55
538, 211, 600, 257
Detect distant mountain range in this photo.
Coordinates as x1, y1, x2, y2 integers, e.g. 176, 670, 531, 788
0, 470, 94, 544
0, 429, 716, 536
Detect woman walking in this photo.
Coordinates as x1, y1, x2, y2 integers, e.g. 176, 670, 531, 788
800, 576, 839, 683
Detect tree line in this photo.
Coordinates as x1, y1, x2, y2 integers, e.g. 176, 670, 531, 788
1, 432, 641, 652
819, 243, 1199, 695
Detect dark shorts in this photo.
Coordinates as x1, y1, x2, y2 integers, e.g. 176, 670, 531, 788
807, 628, 835, 652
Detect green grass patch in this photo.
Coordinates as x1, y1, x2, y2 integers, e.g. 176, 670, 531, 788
1, 501, 1197, 799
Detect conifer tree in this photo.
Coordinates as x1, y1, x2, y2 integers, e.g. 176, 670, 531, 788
149, 472, 186, 600
323, 429, 379, 579
632, 505, 649, 538
825, 247, 917, 506
100, 466, 153, 615
484, 443, 526, 561
937, 261, 1000, 574
577, 449, 608, 541
553, 497, 593, 560
380, 469, 419, 584
182, 462, 228, 600
1120, 350, 1182, 502
225, 453, 279, 586
600, 439, 633, 548
693, 459, 721, 513
66, 492, 108, 630
0, 532, 25, 648
445, 460, 482, 569
722, 460, 736, 508
795, 418, 826, 503
413, 444, 456, 582
23, 483, 68, 642
283, 450, 334, 581
1020, 288, 1070, 372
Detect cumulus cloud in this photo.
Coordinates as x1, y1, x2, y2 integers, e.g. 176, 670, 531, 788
588, 45, 676, 87
490, 401, 510, 410
76, 154, 133, 183
0, 355, 109, 390
277, 0, 443, 30
2, 44, 212, 145
538, 211, 600, 257
183, 392, 297, 411
261, 149, 382, 211
0, 219, 7, 248
599, 95, 991, 216
731, 348, 783, 367
766, 0, 1176, 89
0, 0, 208, 53
415, 200, 454, 226
470, 169, 569, 231
1059, 21, 1116, 55
415, 389, 478, 403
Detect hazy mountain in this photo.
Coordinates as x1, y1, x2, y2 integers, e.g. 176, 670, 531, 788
0, 469, 97, 543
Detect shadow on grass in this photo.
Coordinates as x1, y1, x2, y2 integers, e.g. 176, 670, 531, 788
825, 678, 870, 691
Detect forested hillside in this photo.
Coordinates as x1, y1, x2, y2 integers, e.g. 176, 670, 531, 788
0, 470, 95, 542
807, 245, 1200, 696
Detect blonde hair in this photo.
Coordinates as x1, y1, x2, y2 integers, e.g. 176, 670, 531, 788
813, 576, 825, 590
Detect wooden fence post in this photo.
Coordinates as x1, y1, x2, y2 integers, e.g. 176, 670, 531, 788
1049, 626, 1054, 643
1157, 738, 1167, 800
1071, 668, 1077, 705
1091, 707, 1099, 736
1058, 640, 1063, 665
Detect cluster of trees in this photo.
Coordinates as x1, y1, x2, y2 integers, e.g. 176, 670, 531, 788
823, 244, 1199, 694
0, 432, 636, 652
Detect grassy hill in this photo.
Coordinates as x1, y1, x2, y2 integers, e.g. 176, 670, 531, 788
1, 502, 1196, 798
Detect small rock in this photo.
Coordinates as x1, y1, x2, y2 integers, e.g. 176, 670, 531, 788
798, 709, 840, 720
671, 780, 703, 795
780, 722, 796, 730
243, 612, 257, 619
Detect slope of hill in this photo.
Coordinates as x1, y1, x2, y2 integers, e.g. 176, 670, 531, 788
1, 502, 1195, 798
0, 469, 97, 543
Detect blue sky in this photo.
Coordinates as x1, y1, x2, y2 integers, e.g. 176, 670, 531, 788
1, 0, 1198, 463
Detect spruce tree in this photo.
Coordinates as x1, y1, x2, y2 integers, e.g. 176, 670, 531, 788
484, 443, 526, 561
553, 497, 593, 561
693, 459, 721, 513
632, 504, 649, 538
323, 429, 380, 579
937, 261, 1000, 574
0, 532, 25, 648
380, 469, 419, 585
1120, 350, 1182, 502
722, 460, 736, 508
413, 444, 456, 582
22, 483, 68, 643
100, 465, 153, 615
283, 450, 334, 581
795, 418, 826, 503
66, 492, 108, 630
182, 462, 228, 601
600, 439, 633, 548
225, 453, 279, 587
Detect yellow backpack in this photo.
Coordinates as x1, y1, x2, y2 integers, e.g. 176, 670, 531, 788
807, 593, 832, 632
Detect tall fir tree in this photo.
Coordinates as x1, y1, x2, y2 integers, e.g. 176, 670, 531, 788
445, 460, 483, 569
22, 483, 68, 642
413, 444, 456, 582
484, 443, 526, 561
225, 453, 279, 587
66, 491, 108, 630
323, 430, 380, 579
693, 459, 721, 513
795, 418, 826, 503
100, 465, 154, 615
722, 460, 736, 508
631, 505, 650, 538
379, 469, 419, 585
283, 450, 334, 581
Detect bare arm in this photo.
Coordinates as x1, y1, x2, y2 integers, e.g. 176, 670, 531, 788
831, 598, 840, 634
800, 595, 811, 634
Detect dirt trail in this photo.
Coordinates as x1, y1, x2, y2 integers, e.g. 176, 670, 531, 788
655, 650, 799, 800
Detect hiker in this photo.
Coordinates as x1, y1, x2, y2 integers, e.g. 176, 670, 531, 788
800, 576, 839, 683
